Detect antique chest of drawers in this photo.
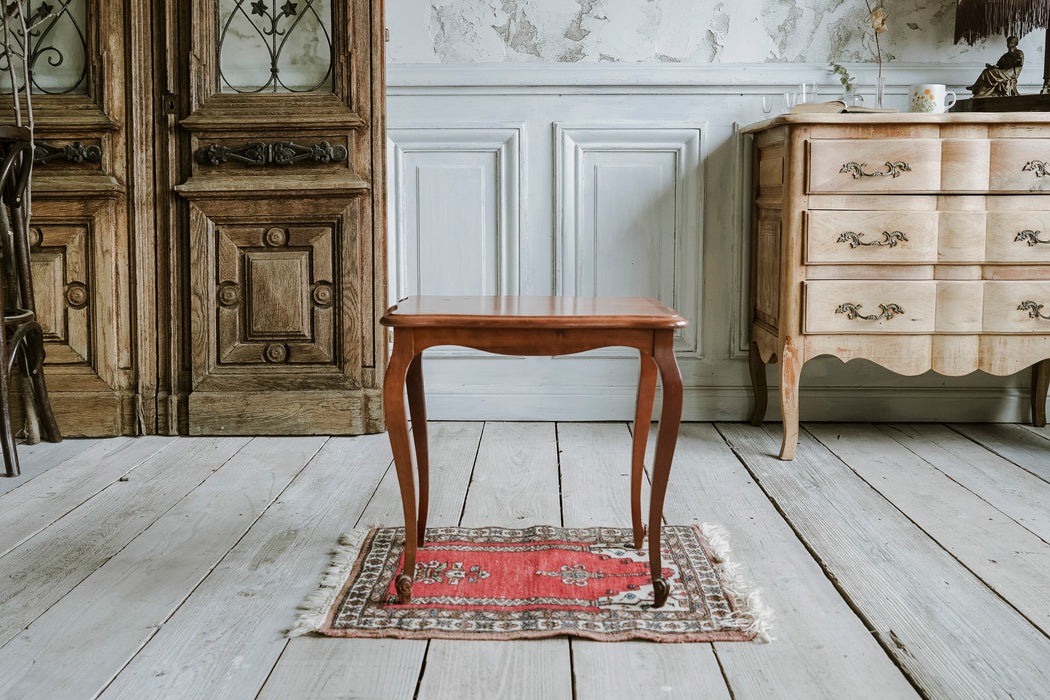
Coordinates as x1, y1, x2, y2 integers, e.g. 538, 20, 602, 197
742, 114, 1050, 459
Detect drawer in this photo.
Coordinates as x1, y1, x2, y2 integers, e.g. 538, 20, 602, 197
989, 140, 1050, 191
806, 210, 938, 263
985, 210, 1050, 262
804, 281, 936, 333
983, 281, 1050, 332
808, 139, 941, 193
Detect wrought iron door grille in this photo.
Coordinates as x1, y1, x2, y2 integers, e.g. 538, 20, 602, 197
217, 0, 333, 94
0, 0, 87, 95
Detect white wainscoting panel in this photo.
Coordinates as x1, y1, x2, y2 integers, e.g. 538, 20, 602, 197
388, 125, 524, 301
386, 63, 1040, 422
556, 124, 702, 356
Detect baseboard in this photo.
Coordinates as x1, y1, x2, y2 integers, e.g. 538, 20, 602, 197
422, 386, 1034, 423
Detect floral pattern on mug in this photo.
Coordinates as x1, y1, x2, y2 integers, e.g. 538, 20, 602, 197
910, 88, 936, 113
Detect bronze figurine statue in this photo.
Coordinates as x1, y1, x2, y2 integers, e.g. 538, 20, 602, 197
968, 35, 1023, 98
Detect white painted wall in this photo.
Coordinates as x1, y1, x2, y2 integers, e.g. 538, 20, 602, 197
384, 2, 1048, 422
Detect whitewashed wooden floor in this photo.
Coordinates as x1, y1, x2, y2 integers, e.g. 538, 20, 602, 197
0, 422, 1048, 700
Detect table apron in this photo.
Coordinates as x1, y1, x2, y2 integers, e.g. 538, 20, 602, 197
399, 327, 661, 357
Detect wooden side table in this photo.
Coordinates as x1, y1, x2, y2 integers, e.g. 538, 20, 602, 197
380, 296, 688, 608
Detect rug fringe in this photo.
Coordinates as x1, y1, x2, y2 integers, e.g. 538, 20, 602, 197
287, 529, 371, 638
700, 522, 775, 643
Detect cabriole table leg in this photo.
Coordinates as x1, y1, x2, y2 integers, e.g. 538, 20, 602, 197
631, 352, 657, 549
385, 332, 419, 604
648, 331, 683, 608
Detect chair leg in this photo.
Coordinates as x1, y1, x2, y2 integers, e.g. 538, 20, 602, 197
0, 330, 16, 478
24, 324, 60, 443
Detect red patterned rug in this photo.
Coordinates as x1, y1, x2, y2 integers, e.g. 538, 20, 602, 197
290, 525, 770, 643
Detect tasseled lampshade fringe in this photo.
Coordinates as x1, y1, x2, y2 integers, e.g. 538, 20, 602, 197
955, 0, 1050, 44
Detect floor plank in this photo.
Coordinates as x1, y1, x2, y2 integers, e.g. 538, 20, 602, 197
416, 422, 573, 700
0, 436, 177, 558
0, 438, 104, 496
0, 437, 327, 700
673, 423, 919, 700
808, 423, 1050, 634
720, 422, 1050, 700
96, 435, 394, 700
557, 422, 733, 700
257, 422, 485, 700
880, 423, 1050, 543
950, 423, 1050, 483
0, 437, 250, 649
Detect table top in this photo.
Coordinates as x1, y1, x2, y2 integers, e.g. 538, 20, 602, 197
381, 296, 688, 329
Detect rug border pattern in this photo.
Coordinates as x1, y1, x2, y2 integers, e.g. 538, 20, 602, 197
316, 525, 758, 643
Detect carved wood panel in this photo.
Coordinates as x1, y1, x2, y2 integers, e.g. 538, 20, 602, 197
168, 0, 385, 435
29, 224, 91, 365
214, 225, 336, 367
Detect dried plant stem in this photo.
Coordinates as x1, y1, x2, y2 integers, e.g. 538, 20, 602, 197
863, 0, 884, 79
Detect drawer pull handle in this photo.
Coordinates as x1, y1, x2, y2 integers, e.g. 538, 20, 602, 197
1015, 230, 1050, 246
835, 302, 905, 321
840, 161, 912, 179
1018, 300, 1050, 319
1023, 160, 1050, 177
837, 230, 908, 248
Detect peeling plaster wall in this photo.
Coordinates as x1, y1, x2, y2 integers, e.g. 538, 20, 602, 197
387, 0, 1044, 67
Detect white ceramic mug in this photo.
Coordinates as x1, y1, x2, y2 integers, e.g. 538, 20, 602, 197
909, 84, 957, 113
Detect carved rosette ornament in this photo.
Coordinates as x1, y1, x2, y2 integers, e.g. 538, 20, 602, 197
65, 282, 89, 309
264, 343, 290, 363
27, 227, 42, 249
217, 282, 241, 307
312, 282, 334, 308
264, 227, 288, 247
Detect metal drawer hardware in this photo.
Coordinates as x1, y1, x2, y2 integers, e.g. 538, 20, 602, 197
835, 302, 905, 321
1023, 160, 1050, 177
1015, 230, 1050, 246
1018, 301, 1050, 319
840, 161, 912, 179
837, 230, 908, 248
195, 140, 348, 167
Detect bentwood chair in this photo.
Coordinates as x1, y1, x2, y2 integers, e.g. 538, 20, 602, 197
0, 126, 61, 476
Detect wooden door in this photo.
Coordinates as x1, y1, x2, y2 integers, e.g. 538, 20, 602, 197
169, 0, 386, 435
16, 0, 386, 436
2, 0, 152, 436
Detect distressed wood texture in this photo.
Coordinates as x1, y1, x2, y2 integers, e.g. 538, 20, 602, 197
685, 424, 918, 699
1, 0, 138, 436
96, 435, 395, 699
0, 437, 327, 699
258, 422, 484, 700
743, 116, 1050, 459
11, 0, 386, 437
808, 423, 1050, 632
5, 426, 1050, 697
559, 423, 734, 700
416, 422, 573, 700
0, 437, 251, 648
720, 422, 1050, 699
171, 0, 387, 435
